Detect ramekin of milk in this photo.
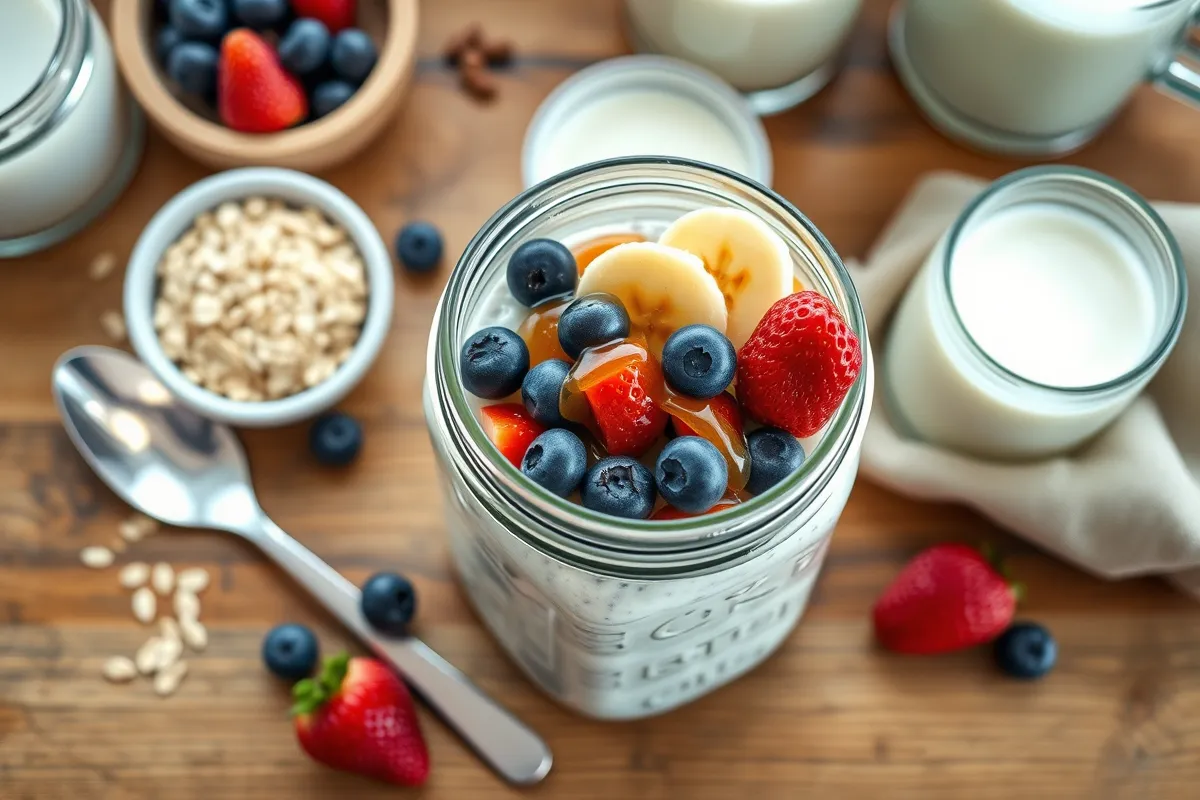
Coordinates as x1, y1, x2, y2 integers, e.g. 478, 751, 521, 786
0, 0, 143, 257
889, 0, 1200, 156
884, 167, 1186, 461
623, 0, 863, 114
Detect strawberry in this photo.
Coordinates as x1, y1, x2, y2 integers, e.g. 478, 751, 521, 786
671, 391, 743, 439
218, 29, 307, 133
293, 654, 429, 786
584, 362, 669, 458
480, 403, 545, 467
873, 544, 1019, 655
736, 291, 862, 438
292, 0, 357, 31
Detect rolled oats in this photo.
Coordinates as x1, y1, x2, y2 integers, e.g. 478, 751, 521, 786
80, 546, 115, 569
132, 587, 157, 624
89, 252, 118, 281
102, 656, 138, 683
151, 562, 176, 596
118, 562, 150, 589
154, 660, 188, 696
99, 310, 126, 342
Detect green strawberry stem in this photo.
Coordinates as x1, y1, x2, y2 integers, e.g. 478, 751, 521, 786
291, 652, 350, 716
979, 542, 1023, 606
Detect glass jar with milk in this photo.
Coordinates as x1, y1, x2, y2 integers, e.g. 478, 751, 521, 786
0, 0, 143, 257
890, 0, 1200, 156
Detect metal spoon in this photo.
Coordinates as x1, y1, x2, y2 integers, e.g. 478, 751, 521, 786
52, 345, 552, 786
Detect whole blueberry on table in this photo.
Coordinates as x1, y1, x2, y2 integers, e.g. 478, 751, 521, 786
655, 436, 727, 514
394, 221, 444, 272
745, 427, 805, 495
154, 26, 183, 65
522, 428, 587, 497
557, 293, 631, 359
262, 623, 319, 680
278, 18, 331, 76
166, 41, 219, 98
460, 326, 529, 400
994, 622, 1057, 680
521, 358, 570, 428
232, 0, 288, 28
581, 456, 657, 519
661, 324, 736, 399
310, 80, 355, 118
308, 411, 363, 466
360, 572, 418, 635
330, 29, 378, 84
169, 0, 229, 40
506, 238, 576, 307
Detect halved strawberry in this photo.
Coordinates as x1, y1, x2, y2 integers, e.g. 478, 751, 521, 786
671, 391, 743, 439
219, 29, 307, 133
584, 361, 668, 458
480, 404, 545, 467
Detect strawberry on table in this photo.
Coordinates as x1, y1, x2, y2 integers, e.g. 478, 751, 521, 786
293, 653, 429, 786
218, 29, 307, 133
584, 361, 669, 458
737, 291, 862, 439
292, 0, 357, 32
480, 403, 546, 468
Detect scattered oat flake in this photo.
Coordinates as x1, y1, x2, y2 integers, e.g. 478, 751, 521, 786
151, 562, 175, 596
102, 656, 138, 683
180, 616, 208, 652
99, 310, 126, 342
135, 636, 165, 674
89, 252, 118, 281
160, 617, 182, 647
119, 514, 158, 542
176, 568, 210, 594
118, 562, 150, 589
132, 587, 157, 624
174, 590, 200, 622
80, 546, 115, 569
154, 660, 188, 696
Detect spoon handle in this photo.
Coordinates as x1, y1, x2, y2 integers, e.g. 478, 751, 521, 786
252, 515, 553, 786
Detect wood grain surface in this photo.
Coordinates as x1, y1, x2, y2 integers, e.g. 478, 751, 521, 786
3, 1, 1200, 798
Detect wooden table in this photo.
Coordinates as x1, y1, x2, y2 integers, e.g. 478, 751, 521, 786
3, 1, 1199, 798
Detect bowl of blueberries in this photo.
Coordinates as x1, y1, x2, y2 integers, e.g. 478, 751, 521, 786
111, 0, 417, 171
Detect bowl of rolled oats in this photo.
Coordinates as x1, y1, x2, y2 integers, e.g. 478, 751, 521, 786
123, 168, 394, 427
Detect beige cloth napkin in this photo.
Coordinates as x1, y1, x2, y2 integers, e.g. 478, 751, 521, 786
847, 172, 1200, 598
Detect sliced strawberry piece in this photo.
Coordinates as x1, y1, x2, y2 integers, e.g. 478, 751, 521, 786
218, 29, 307, 133
480, 404, 545, 467
672, 391, 743, 439
584, 361, 668, 458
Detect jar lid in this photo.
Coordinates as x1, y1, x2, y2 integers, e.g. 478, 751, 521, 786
522, 55, 773, 189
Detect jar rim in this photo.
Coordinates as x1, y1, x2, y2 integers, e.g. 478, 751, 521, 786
431, 156, 870, 555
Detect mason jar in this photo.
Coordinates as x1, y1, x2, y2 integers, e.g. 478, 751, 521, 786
423, 158, 874, 719
0, 0, 144, 257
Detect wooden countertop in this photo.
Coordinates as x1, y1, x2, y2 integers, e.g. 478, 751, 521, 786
3, 1, 1199, 798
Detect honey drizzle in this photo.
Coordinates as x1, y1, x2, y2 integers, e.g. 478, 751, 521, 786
573, 232, 647, 275
517, 295, 572, 366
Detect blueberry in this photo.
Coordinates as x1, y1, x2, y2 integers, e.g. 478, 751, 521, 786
232, 0, 287, 28
262, 623, 319, 680
557, 293, 631, 359
745, 427, 805, 495
330, 29, 378, 84
581, 457, 657, 519
310, 80, 356, 118
360, 572, 417, 635
308, 411, 363, 466
394, 221, 443, 272
278, 19, 331, 76
154, 26, 183, 65
166, 41, 219, 98
661, 324, 736, 399
522, 428, 587, 497
994, 622, 1057, 680
655, 436, 727, 514
460, 326, 529, 400
506, 239, 576, 307
168, 0, 229, 40
521, 359, 570, 427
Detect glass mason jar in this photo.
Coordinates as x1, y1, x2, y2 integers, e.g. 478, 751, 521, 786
423, 158, 874, 719
0, 0, 144, 257
884, 167, 1186, 460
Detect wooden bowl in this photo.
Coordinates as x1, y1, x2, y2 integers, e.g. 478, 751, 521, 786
110, 0, 417, 171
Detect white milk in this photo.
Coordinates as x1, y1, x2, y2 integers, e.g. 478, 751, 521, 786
625, 0, 862, 93
0, 0, 60, 112
901, 0, 1197, 138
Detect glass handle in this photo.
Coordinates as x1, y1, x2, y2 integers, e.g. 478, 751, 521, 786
1157, 18, 1200, 105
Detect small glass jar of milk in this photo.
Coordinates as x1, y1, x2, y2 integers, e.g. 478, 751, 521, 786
889, 0, 1200, 156
623, 0, 864, 115
884, 167, 1186, 461
0, 0, 144, 257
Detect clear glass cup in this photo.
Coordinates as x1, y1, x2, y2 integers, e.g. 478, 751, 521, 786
889, 0, 1200, 157
884, 167, 1187, 460
423, 158, 874, 719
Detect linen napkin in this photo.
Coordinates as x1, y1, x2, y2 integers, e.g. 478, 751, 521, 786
847, 172, 1200, 598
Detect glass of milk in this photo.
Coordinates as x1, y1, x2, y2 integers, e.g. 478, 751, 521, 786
889, 0, 1200, 156
0, 0, 144, 257
884, 167, 1186, 461
623, 0, 864, 115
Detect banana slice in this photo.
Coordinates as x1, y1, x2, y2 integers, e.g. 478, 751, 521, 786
576, 241, 727, 357
658, 207, 793, 350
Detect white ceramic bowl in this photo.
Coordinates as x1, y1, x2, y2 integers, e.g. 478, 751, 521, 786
124, 168, 394, 428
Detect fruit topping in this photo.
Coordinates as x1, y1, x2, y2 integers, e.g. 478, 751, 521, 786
312, 81, 356, 117
994, 622, 1056, 680
655, 437, 728, 514
278, 19, 332, 76
557, 292, 632, 359
460, 326, 529, 400
360, 572, 417, 635
292, 0, 358, 33
521, 358, 571, 428
262, 623, 320, 680
651, 494, 741, 520
166, 41, 219, 99
394, 221, 444, 273
662, 389, 748, 492
480, 404, 545, 468
573, 232, 647, 275
232, 0, 289, 29
517, 295, 573, 366
576, 241, 727, 357
671, 390, 742, 439
330, 28, 378, 84
661, 324, 736, 399
169, 0, 228, 41
507, 238, 577, 307
745, 427, 805, 495
737, 291, 862, 438
581, 457, 657, 519
218, 29, 308, 133
521, 428, 588, 497
309, 412, 363, 467
156, 26, 184, 65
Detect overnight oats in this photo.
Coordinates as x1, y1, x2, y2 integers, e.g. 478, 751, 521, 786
424, 159, 873, 719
